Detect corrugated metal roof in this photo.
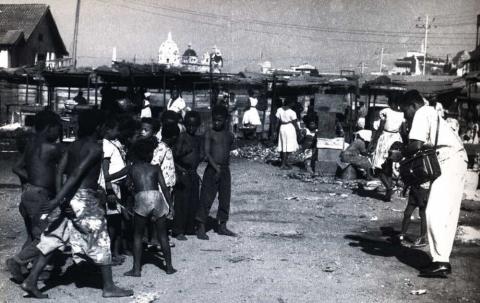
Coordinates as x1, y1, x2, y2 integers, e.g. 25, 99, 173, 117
0, 4, 48, 41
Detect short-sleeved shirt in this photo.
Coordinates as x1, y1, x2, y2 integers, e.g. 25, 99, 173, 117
140, 100, 152, 118
102, 139, 126, 181
167, 97, 186, 113
275, 107, 297, 123
409, 105, 466, 163
379, 108, 404, 132
151, 141, 176, 188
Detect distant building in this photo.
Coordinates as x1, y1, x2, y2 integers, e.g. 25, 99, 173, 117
158, 32, 180, 66
392, 51, 447, 75
291, 63, 319, 76
0, 4, 68, 69
181, 43, 198, 65
200, 45, 223, 73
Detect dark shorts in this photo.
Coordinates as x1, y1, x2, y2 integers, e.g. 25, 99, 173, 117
408, 186, 429, 208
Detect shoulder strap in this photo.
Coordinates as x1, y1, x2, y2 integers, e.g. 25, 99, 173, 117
434, 115, 440, 148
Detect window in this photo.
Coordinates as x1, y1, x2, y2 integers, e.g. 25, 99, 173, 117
38, 34, 43, 41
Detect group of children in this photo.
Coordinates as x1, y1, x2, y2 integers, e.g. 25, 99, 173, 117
7, 104, 237, 299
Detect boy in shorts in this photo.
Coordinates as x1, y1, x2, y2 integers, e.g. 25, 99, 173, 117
124, 137, 176, 277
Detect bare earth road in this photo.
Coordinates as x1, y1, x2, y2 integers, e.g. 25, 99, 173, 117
0, 154, 479, 303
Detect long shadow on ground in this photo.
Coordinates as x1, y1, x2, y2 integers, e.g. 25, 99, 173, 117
345, 226, 431, 272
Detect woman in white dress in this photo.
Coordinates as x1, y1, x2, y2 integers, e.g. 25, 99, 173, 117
242, 92, 262, 139
370, 99, 405, 201
275, 98, 300, 169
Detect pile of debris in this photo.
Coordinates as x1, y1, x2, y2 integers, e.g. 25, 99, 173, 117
231, 143, 279, 162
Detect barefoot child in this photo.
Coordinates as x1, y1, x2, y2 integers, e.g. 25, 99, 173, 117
300, 114, 318, 174
172, 111, 203, 240
398, 183, 429, 248
99, 117, 127, 265
196, 106, 236, 240
124, 137, 176, 276
21, 109, 133, 299
7, 110, 62, 282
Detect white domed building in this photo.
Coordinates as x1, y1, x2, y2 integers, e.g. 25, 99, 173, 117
158, 32, 180, 66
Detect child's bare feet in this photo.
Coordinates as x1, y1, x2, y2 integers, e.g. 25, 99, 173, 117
111, 255, 125, 266
21, 280, 48, 299
123, 269, 141, 277
165, 266, 177, 275
196, 224, 209, 240
102, 285, 133, 298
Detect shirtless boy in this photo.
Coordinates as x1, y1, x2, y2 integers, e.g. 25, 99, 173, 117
124, 137, 176, 276
172, 111, 203, 240
196, 106, 236, 240
20, 109, 133, 299
7, 110, 62, 282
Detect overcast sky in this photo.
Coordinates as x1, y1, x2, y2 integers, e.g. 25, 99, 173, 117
2, 0, 480, 73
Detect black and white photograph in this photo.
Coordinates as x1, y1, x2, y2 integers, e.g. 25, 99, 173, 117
0, 0, 480, 302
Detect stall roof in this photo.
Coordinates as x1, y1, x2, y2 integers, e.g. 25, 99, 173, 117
362, 75, 464, 97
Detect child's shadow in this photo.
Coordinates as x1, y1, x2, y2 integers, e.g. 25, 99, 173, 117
345, 226, 430, 271
352, 187, 386, 201
41, 261, 103, 292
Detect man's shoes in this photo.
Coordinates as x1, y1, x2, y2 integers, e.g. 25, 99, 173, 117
419, 262, 451, 278
411, 237, 428, 248
196, 223, 209, 240
217, 222, 237, 237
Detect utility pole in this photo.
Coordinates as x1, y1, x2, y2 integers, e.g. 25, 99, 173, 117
416, 15, 436, 76
379, 47, 384, 73
72, 0, 81, 69
422, 15, 429, 76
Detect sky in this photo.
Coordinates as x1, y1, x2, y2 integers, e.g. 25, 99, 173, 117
2, 0, 480, 73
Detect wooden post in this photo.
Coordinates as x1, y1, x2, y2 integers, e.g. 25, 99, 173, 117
94, 75, 98, 106
163, 70, 166, 110
68, 87, 71, 99
87, 76, 90, 105
25, 75, 29, 105
192, 82, 196, 109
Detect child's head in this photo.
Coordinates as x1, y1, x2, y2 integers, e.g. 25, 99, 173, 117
118, 115, 140, 146
388, 141, 404, 162
161, 124, 180, 147
161, 110, 180, 127
78, 109, 105, 138
212, 105, 228, 131
131, 137, 158, 163
303, 114, 318, 131
185, 111, 201, 135
140, 118, 160, 138
34, 110, 62, 142
103, 117, 120, 140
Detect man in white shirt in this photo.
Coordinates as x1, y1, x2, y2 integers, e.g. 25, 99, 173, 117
166, 90, 186, 115
400, 90, 467, 278
140, 92, 152, 118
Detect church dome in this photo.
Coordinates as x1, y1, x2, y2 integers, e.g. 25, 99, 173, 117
183, 44, 197, 57
158, 32, 180, 65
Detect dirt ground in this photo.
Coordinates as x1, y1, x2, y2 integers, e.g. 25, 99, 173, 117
0, 153, 479, 303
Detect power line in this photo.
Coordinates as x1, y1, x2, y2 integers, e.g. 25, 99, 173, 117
122, 0, 477, 39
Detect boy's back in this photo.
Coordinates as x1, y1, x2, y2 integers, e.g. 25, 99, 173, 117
130, 163, 160, 192
65, 139, 102, 190
24, 137, 61, 192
